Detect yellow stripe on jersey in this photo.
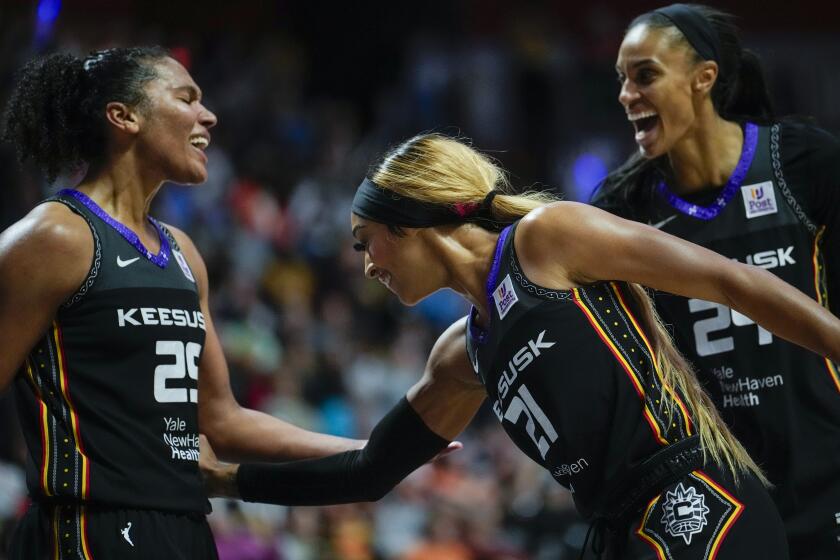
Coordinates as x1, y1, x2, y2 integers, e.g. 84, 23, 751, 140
811, 227, 840, 393
693, 470, 744, 560
610, 282, 694, 435
26, 359, 53, 497
79, 505, 93, 560
572, 288, 669, 445
636, 495, 666, 560
52, 322, 91, 499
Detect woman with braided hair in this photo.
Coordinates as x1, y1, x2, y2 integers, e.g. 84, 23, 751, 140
591, 4, 840, 557
0, 47, 367, 559
203, 133, 840, 558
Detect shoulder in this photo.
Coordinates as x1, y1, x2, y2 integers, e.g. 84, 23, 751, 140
1, 201, 92, 263
427, 317, 468, 370
777, 120, 840, 164
773, 120, 840, 218
426, 317, 481, 388
516, 202, 609, 259
519, 201, 600, 229
515, 201, 648, 286
0, 201, 93, 302
159, 222, 209, 293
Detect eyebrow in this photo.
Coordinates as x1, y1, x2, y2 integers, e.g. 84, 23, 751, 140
351, 224, 365, 238
174, 85, 202, 100
615, 59, 657, 73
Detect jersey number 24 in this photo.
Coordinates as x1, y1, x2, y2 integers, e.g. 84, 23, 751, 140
689, 299, 772, 357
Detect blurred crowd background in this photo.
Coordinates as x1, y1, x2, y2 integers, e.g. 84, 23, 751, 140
1, 1, 838, 558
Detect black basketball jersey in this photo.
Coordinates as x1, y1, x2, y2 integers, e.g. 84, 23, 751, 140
14, 189, 207, 513
465, 222, 697, 519
593, 122, 840, 552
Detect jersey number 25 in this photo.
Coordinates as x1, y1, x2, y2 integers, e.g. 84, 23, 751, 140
154, 340, 201, 403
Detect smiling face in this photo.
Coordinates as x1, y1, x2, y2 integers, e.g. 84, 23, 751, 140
350, 214, 444, 306
134, 57, 217, 184
616, 23, 715, 158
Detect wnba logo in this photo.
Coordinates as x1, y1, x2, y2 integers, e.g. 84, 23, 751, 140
740, 181, 777, 219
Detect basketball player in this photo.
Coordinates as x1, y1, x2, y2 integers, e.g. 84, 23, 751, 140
591, 5, 840, 557
0, 47, 364, 559
202, 134, 840, 558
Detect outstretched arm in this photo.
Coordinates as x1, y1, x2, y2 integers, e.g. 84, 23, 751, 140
516, 202, 840, 362
169, 226, 364, 462
201, 318, 486, 505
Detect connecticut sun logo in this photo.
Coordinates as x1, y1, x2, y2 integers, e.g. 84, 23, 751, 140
660, 483, 710, 544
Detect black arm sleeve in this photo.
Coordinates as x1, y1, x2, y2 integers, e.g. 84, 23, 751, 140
236, 397, 450, 505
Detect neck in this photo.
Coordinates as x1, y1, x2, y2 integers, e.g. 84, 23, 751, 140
427, 224, 500, 321
666, 110, 744, 195
75, 150, 164, 229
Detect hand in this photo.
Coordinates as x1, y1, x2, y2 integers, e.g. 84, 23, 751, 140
200, 434, 240, 498
356, 439, 463, 463
433, 441, 463, 462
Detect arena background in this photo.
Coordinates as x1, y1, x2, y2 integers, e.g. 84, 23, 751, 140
0, 1, 838, 558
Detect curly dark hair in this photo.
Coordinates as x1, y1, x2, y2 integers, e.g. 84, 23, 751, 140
0, 46, 169, 183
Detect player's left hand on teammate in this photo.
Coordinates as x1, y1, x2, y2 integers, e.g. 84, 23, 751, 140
199, 434, 239, 499
355, 439, 462, 462
434, 440, 463, 461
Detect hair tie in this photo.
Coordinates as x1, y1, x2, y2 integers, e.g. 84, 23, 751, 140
481, 190, 498, 214
451, 191, 498, 219
82, 51, 108, 72
453, 201, 480, 218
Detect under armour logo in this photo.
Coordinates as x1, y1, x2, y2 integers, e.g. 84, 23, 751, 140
121, 522, 134, 547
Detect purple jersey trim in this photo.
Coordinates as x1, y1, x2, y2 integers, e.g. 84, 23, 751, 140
469, 224, 512, 345
58, 189, 170, 268
656, 122, 758, 220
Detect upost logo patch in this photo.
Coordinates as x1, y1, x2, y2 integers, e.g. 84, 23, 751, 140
173, 249, 196, 283
740, 181, 777, 219
493, 274, 518, 319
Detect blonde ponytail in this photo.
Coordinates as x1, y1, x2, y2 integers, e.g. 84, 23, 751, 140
625, 283, 768, 485
371, 133, 559, 225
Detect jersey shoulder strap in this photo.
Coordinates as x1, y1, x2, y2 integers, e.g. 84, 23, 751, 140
769, 122, 818, 235
41, 194, 103, 308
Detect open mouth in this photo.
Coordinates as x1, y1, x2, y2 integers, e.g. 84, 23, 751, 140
628, 111, 659, 143
634, 115, 658, 135
189, 135, 209, 150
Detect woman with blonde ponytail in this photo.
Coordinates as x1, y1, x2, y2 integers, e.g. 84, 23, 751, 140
593, 4, 840, 557
202, 133, 840, 559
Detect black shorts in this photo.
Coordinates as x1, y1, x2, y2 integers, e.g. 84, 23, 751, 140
778, 483, 840, 560
620, 466, 789, 560
8, 502, 218, 560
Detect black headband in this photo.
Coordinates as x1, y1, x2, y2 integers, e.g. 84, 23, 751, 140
352, 178, 462, 228
654, 3, 720, 62
351, 178, 506, 230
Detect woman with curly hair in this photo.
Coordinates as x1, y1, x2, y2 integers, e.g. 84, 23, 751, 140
0, 47, 363, 559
